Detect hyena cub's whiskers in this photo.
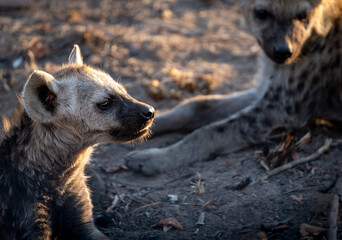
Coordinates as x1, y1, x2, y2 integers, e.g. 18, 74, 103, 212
0, 45, 154, 239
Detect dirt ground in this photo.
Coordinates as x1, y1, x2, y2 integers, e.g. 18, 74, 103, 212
1, 0, 342, 239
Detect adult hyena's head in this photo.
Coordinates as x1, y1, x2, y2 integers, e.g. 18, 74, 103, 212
241, 0, 340, 64
22, 45, 154, 144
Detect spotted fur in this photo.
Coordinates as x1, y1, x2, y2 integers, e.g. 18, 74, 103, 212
0, 45, 154, 239
125, 0, 342, 176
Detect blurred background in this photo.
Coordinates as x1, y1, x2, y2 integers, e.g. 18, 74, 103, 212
0, 0, 258, 116
1, 1, 338, 239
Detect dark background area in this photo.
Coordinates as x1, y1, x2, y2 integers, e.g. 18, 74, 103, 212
0, 0, 341, 239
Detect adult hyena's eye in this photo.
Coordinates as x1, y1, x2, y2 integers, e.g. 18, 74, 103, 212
97, 99, 113, 111
254, 9, 270, 20
296, 11, 308, 21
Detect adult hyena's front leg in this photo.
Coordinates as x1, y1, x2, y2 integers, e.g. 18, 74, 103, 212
126, 98, 298, 176
152, 89, 259, 136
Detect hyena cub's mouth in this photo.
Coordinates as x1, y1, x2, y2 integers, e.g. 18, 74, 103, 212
110, 121, 153, 142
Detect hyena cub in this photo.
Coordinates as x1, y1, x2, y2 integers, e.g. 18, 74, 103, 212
0, 45, 154, 239
126, 0, 342, 176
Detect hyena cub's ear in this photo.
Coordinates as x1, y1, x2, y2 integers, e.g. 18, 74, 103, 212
68, 44, 83, 66
22, 70, 59, 123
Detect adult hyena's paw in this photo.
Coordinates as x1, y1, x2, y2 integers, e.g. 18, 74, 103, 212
125, 148, 173, 176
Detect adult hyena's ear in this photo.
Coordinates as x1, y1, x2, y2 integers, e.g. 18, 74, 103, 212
22, 70, 59, 123
68, 44, 83, 66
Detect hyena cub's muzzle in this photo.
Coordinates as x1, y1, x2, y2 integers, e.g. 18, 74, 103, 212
111, 97, 155, 142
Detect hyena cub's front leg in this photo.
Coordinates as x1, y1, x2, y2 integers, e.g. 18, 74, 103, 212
126, 94, 297, 176
31, 198, 52, 240
54, 178, 108, 240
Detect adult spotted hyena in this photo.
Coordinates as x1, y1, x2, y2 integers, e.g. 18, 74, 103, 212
126, 0, 342, 176
0, 45, 154, 239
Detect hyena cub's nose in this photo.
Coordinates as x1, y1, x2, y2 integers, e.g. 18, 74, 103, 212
141, 106, 155, 120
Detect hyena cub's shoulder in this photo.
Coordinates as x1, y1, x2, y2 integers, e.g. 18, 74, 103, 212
0, 45, 154, 240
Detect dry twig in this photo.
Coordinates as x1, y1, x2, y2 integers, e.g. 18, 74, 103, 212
257, 138, 332, 182
110, 182, 123, 202
131, 202, 162, 213
327, 194, 339, 240
327, 177, 342, 240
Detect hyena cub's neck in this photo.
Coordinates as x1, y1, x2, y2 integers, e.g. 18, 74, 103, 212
0, 103, 91, 175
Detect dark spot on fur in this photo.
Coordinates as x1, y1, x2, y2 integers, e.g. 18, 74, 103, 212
239, 127, 246, 136
308, 101, 316, 113
331, 54, 340, 67
261, 117, 272, 127
312, 75, 319, 85
319, 42, 326, 52
241, 115, 256, 126
299, 70, 309, 80
266, 103, 275, 109
288, 77, 294, 84
272, 93, 279, 101
295, 102, 301, 113
297, 82, 304, 92
207, 153, 219, 161
310, 43, 320, 53
17, 113, 33, 147
264, 91, 270, 98
215, 126, 225, 133
303, 91, 310, 102
254, 107, 261, 113
285, 105, 292, 115
286, 89, 294, 96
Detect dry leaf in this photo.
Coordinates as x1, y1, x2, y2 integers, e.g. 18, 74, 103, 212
152, 217, 184, 231
40, 24, 53, 32
300, 223, 325, 237
227, 177, 251, 190
295, 132, 311, 148
163, 225, 172, 232
266, 132, 311, 169
196, 212, 205, 225
271, 224, 289, 231
203, 200, 219, 210
315, 119, 333, 127
144, 80, 167, 101
161, 9, 173, 20
270, 133, 295, 168
196, 74, 215, 94
190, 173, 205, 194
290, 194, 304, 205
225, 161, 231, 166
28, 38, 50, 59
69, 10, 83, 23
102, 164, 128, 173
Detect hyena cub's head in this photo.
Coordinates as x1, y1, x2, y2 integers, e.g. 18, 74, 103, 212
241, 0, 340, 64
22, 45, 154, 144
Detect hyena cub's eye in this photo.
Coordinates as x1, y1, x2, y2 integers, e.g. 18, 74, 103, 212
254, 9, 270, 20
97, 99, 113, 111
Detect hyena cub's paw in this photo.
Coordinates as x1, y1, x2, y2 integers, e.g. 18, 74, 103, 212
125, 148, 173, 176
